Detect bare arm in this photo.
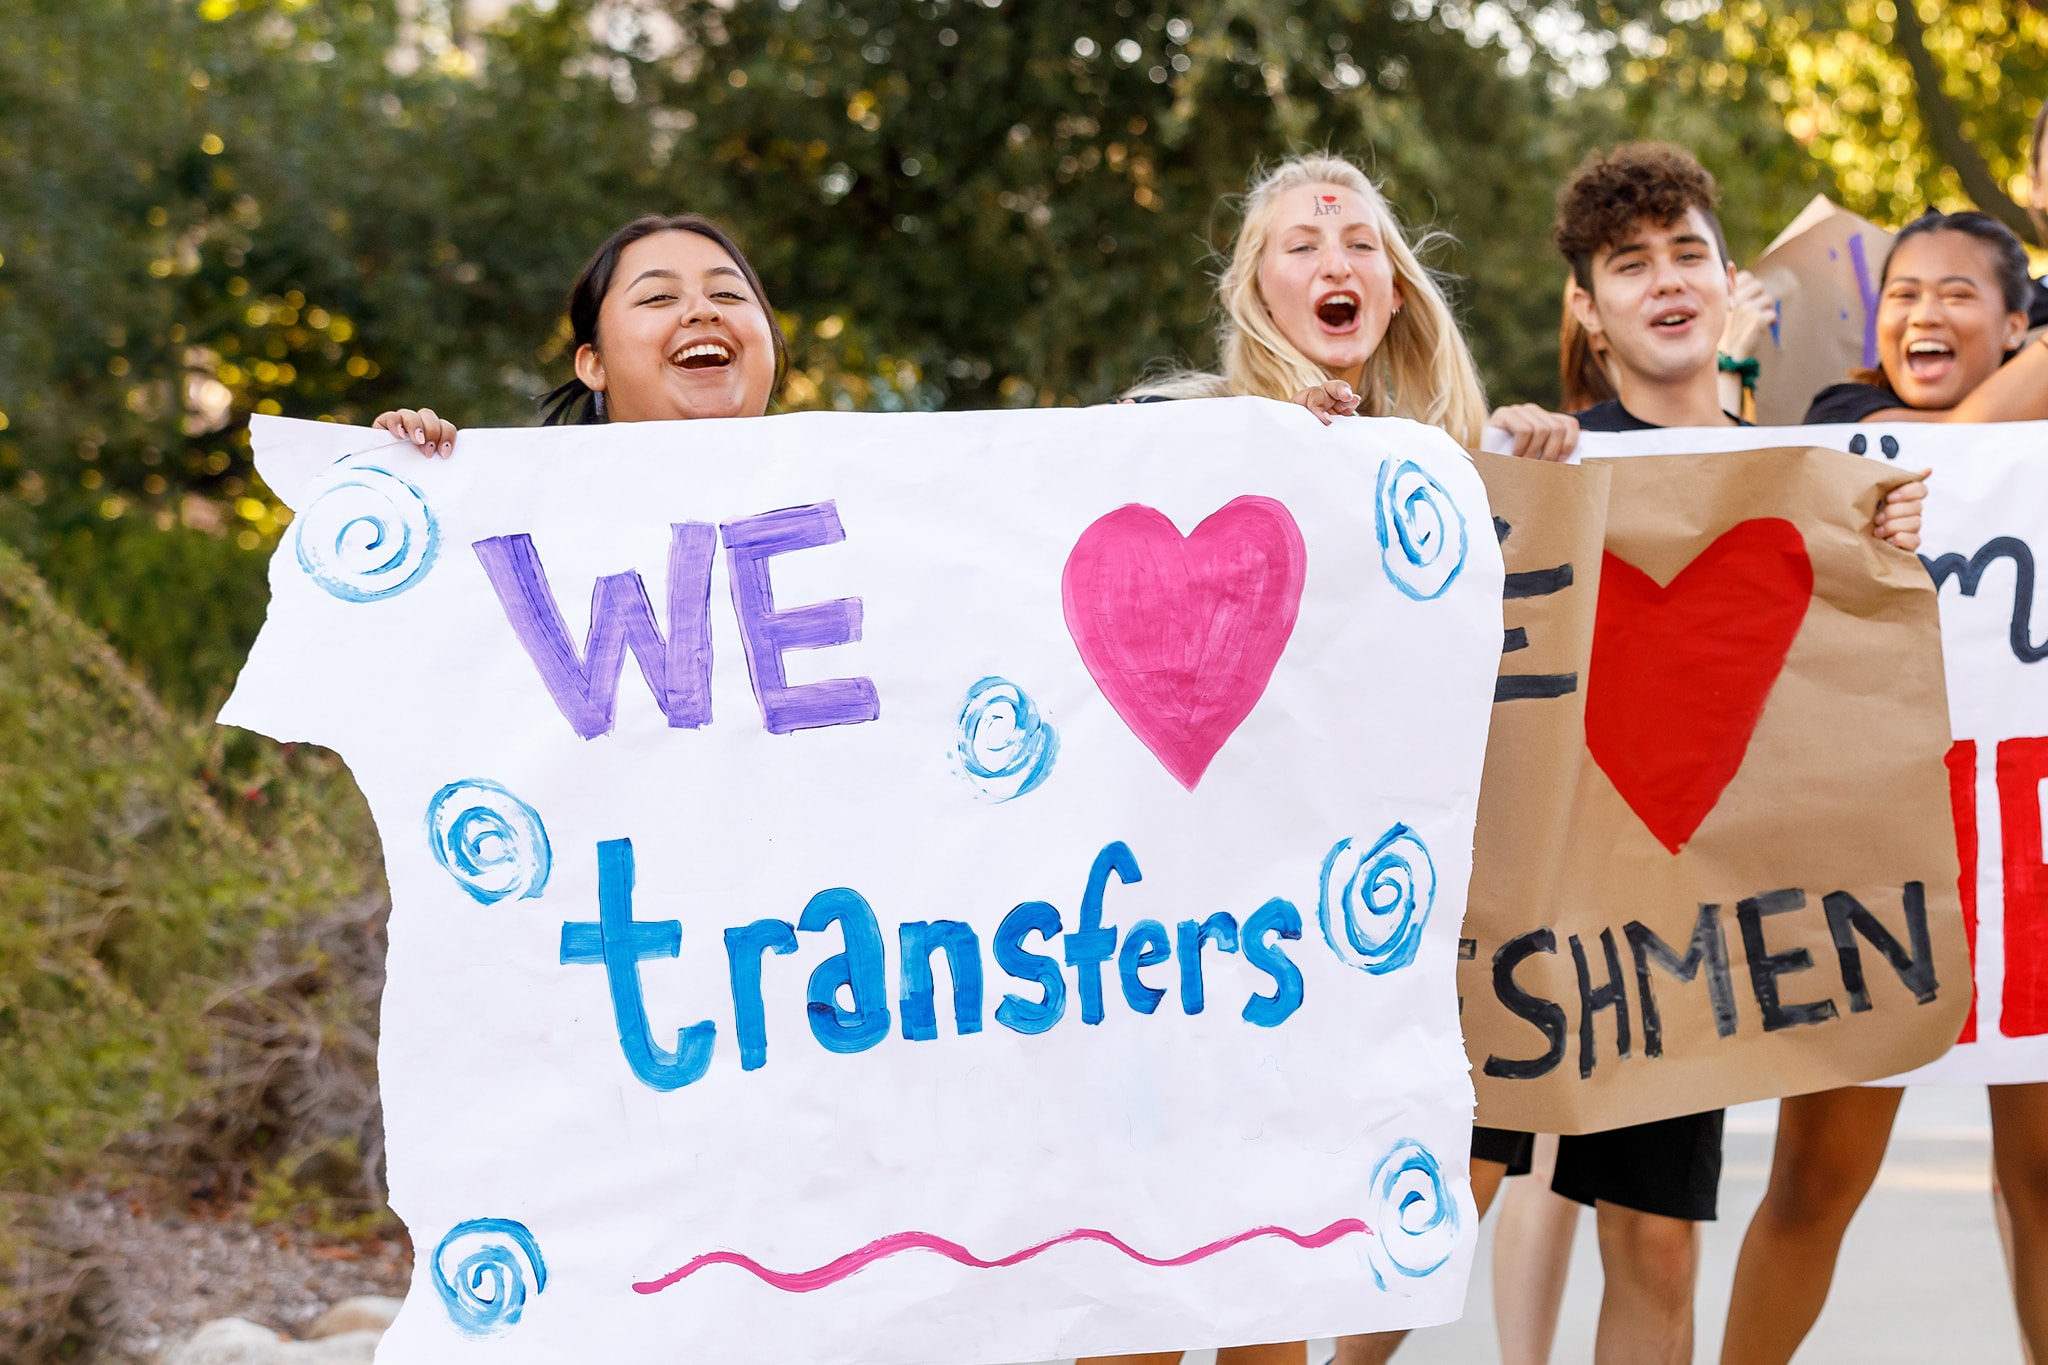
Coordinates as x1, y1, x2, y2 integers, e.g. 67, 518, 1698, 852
1714, 271, 1778, 419
1858, 335, 2048, 423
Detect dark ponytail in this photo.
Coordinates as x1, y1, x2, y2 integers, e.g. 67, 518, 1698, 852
539, 213, 791, 425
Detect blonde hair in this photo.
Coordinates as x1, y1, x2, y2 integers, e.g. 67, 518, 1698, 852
1128, 154, 1490, 447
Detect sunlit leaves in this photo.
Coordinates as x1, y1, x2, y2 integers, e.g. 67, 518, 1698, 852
1675, 0, 2045, 231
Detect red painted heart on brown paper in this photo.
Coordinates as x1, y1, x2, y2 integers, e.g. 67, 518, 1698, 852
1584, 518, 1813, 853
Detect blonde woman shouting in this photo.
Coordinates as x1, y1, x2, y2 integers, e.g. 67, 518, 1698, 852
1126, 152, 1575, 460
1092, 152, 1565, 1365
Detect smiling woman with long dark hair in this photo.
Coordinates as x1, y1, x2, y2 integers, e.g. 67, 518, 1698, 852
374, 212, 790, 451
1802, 209, 2048, 425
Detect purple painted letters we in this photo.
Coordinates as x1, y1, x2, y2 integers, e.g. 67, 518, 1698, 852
473, 501, 878, 740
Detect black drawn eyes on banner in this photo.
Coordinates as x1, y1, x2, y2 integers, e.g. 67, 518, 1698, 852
294, 464, 441, 602
1319, 824, 1436, 974
1376, 458, 1468, 600
431, 1217, 547, 1337
1846, 433, 1901, 461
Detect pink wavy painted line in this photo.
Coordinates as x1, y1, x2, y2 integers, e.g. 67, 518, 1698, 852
633, 1217, 1373, 1295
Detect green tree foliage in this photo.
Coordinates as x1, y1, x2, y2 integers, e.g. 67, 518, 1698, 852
18, 0, 2029, 712
1654, 1, 2047, 238
0, 538, 371, 1189
651, 0, 1613, 409
0, 0, 1635, 529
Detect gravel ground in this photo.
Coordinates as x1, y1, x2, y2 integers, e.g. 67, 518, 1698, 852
35, 1188, 411, 1363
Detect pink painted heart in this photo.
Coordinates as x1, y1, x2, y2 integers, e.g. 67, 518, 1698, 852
1062, 496, 1307, 790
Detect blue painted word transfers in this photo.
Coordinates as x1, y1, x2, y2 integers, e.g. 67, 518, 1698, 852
562, 838, 1311, 1089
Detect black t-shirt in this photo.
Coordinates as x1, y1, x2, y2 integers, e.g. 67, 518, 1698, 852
2030, 276, 2048, 331
1803, 381, 1904, 425
1572, 397, 1749, 431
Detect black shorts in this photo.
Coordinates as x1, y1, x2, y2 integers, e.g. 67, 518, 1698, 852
1470, 1125, 1534, 1177
1550, 1109, 1725, 1222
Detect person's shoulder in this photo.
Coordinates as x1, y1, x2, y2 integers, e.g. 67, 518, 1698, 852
1570, 398, 1653, 432
1802, 380, 1901, 426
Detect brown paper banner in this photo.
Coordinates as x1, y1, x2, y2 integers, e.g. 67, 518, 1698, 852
1750, 196, 1896, 427
1465, 448, 1968, 1134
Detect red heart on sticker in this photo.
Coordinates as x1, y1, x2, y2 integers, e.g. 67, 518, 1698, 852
1063, 497, 1307, 791
1584, 518, 1813, 853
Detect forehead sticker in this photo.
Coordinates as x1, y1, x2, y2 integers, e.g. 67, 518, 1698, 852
1314, 194, 1342, 216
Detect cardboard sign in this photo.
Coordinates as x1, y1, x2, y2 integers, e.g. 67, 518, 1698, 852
1464, 446, 1967, 1134
1577, 422, 2048, 1089
220, 402, 1503, 1364
1749, 195, 1896, 427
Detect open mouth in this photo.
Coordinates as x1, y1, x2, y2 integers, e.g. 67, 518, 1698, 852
1650, 307, 1696, 333
1315, 291, 1361, 332
1903, 338, 1956, 381
671, 340, 734, 371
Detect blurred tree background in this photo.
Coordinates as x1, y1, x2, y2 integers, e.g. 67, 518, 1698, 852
12, 0, 2038, 712
0, 0, 2040, 1262
0, 0, 1824, 710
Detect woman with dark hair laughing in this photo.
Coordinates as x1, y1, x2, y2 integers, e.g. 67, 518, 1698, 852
374, 212, 790, 451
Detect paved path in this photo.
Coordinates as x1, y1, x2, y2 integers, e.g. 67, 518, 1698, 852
1396, 1083, 2024, 1363
1043, 1084, 2028, 1364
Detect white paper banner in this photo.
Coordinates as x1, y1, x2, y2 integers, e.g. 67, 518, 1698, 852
222, 400, 1502, 1364
1580, 421, 2048, 1087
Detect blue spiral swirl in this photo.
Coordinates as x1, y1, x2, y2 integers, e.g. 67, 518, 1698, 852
293, 464, 440, 603
1366, 1139, 1460, 1289
431, 1217, 547, 1336
425, 779, 552, 905
1375, 457, 1467, 601
952, 676, 1059, 803
1318, 823, 1436, 975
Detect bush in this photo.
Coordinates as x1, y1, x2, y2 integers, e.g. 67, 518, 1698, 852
0, 536, 385, 1192
32, 518, 273, 718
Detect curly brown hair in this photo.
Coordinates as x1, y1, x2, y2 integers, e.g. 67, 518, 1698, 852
1553, 142, 1728, 292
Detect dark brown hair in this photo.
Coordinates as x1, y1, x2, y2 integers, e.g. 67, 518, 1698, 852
540, 213, 790, 425
1553, 142, 1729, 293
